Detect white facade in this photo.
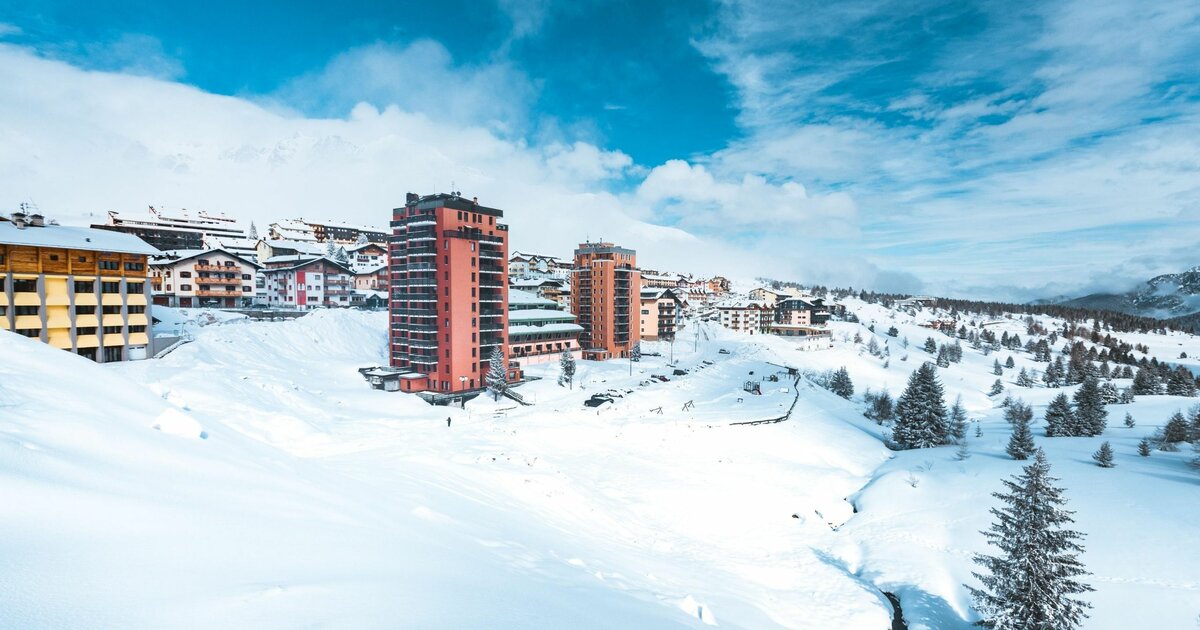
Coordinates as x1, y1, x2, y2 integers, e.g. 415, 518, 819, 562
149, 249, 258, 308
262, 258, 354, 310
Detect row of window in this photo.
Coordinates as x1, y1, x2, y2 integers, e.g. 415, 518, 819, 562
8, 325, 145, 335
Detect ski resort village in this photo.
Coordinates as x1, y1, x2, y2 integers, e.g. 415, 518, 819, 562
2, 196, 1199, 629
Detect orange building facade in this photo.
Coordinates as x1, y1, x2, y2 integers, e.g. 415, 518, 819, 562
571, 242, 640, 360
389, 193, 518, 394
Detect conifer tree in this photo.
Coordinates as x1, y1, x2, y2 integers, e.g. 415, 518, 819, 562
355, 232, 369, 246
869, 390, 894, 423
923, 337, 938, 354
1092, 441, 1115, 468
1016, 367, 1033, 387
1162, 411, 1189, 444
1044, 393, 1075, 437
949, 395, 968, 441
1006, 410, 1036, 460
967, 450, 1093, 629
558, 348, 576, 389
892, 362, 949, 449
936, 345, 951, 368
1005, 356, 1015, 369
993, 358, 1003, 376
486, 347, 508, 401
248, 221, 259, 240
829, 367, 854, 399
325, 240, 337, 259
1123, 412, 1134, 428
1132, 367, 1158, 395
1072, 377, 1107, 437
1138, 438, 1152, 457
887, 326, 899, 337
956, 439, 971, 461
989, 379, 1004, 396
1166, 367, 1197, 397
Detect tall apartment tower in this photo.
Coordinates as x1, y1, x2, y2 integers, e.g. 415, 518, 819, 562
388, 193, 510, 394
571, 242, 640, 360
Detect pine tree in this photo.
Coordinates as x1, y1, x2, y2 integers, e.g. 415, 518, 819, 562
956, 439, 971, 461
975, 422, 983, 438
1163, 411, 1189, 444
1072, 377, 1107, 437
1138, 438, 1152, 457
248, 221, 259, 240
1131, 367, 1158, 395
631, 342, 642, 362
967, 450, 1093, 629
558, 348, 576, 389
486, 346, 507, 401
355, 232, 369, 246
936, 345, 951, 368
993, 358, 1004, 376
1006, 411, 1036, 460
887, 326, 899, 337
334, 246, 349, 265
892, 363, 949, 449
1016, 367, 1032, 387
923, 337, 938, 353
829, 367, 854, 399
1005, 356, 1015, 369
1044, 393, 1075, 437
1123, 412, 1134, 428
949, 395, 968, 441
1166, 367, 1197, 397
325, 240, 337, 259
989, 379, 1004, 396
1092, 441, 1115, 468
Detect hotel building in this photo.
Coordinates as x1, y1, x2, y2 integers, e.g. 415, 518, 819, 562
571, 241, 640, 360
148, 248, 260, 308
1, 212, 155, 362
388, 193, 518, 394
507, 288, 583, 366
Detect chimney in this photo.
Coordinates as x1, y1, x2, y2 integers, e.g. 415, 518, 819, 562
28, 213, 45, 227
11, 211, 28, 229
472, 197, 478, 205
406, 192, 419, 204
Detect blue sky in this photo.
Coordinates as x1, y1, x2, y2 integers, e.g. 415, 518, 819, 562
1, 0, 1199, 299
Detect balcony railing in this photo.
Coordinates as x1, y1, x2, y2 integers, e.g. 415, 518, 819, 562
196, 289, 242, 297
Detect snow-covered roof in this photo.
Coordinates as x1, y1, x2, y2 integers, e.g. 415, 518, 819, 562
508, 288, 557, 307
347, 242, 386, 252
261, 238, 324, 254
264, 254, 320, 265
508, 323, 584, 336
0, 222, 158, 255
149, 248, 260, 268
510, 278, 564, 288
354, 264, 387, 275
507, 309, 575, 323
260, 256, 355, 274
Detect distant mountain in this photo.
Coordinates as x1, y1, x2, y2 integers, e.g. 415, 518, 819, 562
1055, 266, 1200, 319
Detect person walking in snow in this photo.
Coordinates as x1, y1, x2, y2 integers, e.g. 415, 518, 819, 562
446, 417, 451, 428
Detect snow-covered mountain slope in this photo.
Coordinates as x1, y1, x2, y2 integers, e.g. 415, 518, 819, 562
3, 301, 1199, 628
1059, 265, 1200, 319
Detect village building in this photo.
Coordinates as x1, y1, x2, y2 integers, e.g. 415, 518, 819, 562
508, 251, 571, 279
261, 255, 355, 310
775, 297, 831, 327
1, 212, 155, 362
510, 277, 568, 306
639, 288, 682, 340
92, 206, 248, 253
748, 287, 792, 307
507, 288, 583, 366
346, 242, 388, 271
148, 248, 260, 308
268, 218, 388, 245
716, 300, 772, 334
765, 324, 834, 350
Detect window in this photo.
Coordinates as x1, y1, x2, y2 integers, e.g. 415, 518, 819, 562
75, 305, 96, 315
74, 280, 94, 293
180, 284, 191, 291
126, 282, 143, 293
15, 305, 38, 316
49, 254, 59, 261
102, 305, 122, 315
180, 271, 191, 278
101, 282, 121, 293
13, 279, 36, 292
102, 326, 122, 334
128, 305, 146, 314
76, 326, 97, 335
78, 256, 86, 263
129, 325, 146, 333
124, 262, 144, 271
242, 274, 251, 280
98, 260, 120, 271
103, 347, 122, 362
0, 306, 4, 316
18, 328, 39, 338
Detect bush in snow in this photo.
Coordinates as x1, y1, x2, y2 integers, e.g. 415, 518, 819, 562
1123, 412, 1135, 428
887, 326, 899, 337
967, 450, 1093, 629
1092, 441, 1115, 468
1138, 439, 1152, 457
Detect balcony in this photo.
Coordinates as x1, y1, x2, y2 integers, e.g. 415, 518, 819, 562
194, 264, 240, 272
196, 289, 242, 297
195, 276, 241, 285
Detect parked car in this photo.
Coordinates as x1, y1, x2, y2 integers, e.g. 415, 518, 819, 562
584, 394, 613, 408
672, 368, 688, 376
719, 349, 731, 355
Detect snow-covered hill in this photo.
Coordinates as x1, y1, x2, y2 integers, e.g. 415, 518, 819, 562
1059, 265, 1200, 319
3, 301, 1199, 628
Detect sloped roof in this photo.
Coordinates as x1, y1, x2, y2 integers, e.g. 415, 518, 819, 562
0, 222, 158, 255
149, 248, 261, 268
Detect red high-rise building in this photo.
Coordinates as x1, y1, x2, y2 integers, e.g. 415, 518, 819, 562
572, 241, 640, 360
389, 193, 514, 394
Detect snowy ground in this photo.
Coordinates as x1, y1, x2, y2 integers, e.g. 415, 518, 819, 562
2, 298, 1199, 628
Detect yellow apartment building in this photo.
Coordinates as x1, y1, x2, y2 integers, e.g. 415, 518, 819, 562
0, 212, 158, 362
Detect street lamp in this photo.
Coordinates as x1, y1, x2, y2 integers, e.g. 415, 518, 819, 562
459, 376, 467, 408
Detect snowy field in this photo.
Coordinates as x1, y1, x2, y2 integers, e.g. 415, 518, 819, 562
2, 298, 1199, 628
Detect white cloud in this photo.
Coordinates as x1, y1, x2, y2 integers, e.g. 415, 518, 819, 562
0, 43, 762, 281
0, 23, 21, 39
